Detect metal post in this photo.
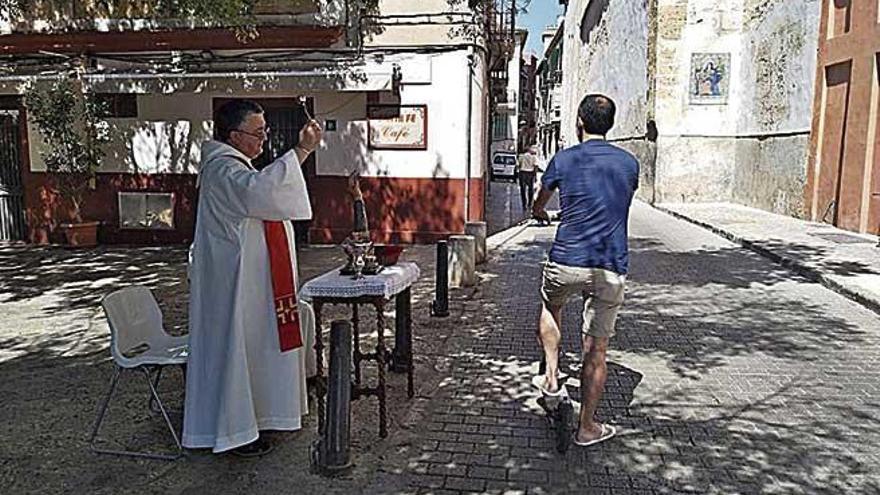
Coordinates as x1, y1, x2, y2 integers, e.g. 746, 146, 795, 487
432, 240, 449, 317
465, 49, 474, 224
315, 319, 352, 474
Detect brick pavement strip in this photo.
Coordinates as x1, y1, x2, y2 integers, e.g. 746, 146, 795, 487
397, 201, 880, 494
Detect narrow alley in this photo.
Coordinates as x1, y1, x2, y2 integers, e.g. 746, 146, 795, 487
392, 201, 880, 494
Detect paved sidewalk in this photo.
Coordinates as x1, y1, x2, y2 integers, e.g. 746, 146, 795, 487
3, 201, 880, 494
655, 202, 880, 314
396, 201, 880, 494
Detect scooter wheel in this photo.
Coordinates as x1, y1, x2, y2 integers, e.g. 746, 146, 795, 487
555, 400, 573, 453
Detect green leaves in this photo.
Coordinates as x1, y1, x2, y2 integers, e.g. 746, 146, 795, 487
24, 76, 111, 220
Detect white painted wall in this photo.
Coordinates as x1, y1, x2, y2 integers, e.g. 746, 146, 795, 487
365, 0, 473, 47
736, 0, 819, 134
653, 0, 820, 212
319, 50, 484, 180
653, 0, 745, 202
656, 0, 744, 138
28, 93, 212, 174
26, 50, 485, 182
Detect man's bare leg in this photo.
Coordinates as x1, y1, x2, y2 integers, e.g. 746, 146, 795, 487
537, 303, 563, 392
577, 335, 609, 442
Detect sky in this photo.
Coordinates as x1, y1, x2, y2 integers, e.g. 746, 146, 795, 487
518, 0, 564, 59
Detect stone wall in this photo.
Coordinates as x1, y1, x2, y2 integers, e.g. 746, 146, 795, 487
650, 0, 819, 215
654, 0, 745, 204
732, 0, 819, 218
561, 0, 650, 200
556, 0, 819, 214
561, 0, 649, 143
732, 135, 812, 217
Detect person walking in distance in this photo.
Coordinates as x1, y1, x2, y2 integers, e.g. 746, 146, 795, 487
517, 145, 541, 212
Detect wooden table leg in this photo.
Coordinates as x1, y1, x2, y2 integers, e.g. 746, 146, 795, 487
406, 289, 414, 398
375, 299, 387, 438
391, 288, 414, 398
351, 303, 361, 388
391, 289, 409, 374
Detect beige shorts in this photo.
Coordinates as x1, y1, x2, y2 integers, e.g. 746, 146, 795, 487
540, 261, 626, 338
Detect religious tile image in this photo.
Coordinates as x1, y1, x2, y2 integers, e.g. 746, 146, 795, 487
689, 52, 730, 105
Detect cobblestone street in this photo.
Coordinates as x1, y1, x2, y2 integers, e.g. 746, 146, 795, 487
2, 200, 879, 494
395, 201, 880, 494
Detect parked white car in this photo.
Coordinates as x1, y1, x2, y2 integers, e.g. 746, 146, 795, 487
491, 152, 517, 181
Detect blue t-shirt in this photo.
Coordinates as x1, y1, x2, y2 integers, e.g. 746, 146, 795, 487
541, 140, 639, 274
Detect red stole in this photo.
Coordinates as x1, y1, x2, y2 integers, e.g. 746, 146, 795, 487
263, 221, 302, 352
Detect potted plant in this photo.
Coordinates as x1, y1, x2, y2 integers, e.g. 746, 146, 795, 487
25, 73, 110, 247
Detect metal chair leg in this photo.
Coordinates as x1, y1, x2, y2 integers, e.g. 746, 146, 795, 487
89, 366, 122, 449
142, 367, 183, 460
148, 365, 185, 416
148, 366, 163, 413
89, 365, 183, 461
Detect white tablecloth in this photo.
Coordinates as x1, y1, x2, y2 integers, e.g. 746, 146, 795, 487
300, 262, 420, 300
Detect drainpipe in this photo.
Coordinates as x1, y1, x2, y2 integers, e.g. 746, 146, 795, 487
465, 49, 475, 227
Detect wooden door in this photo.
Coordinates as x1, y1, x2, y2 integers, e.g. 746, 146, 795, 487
806, 1, 880, 234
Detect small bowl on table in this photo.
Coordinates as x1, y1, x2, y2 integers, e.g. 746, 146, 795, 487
373, 244, 404, 266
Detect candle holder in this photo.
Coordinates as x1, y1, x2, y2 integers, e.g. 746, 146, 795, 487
340, 177, 381, 278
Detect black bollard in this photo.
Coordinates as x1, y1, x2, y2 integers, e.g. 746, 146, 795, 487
315, 320, 352, 475
432, 240, 450, 317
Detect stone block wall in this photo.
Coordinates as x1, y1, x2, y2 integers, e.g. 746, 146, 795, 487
561, 0, 649, 146
731, 0, 819, 218
558, 0, 819, 216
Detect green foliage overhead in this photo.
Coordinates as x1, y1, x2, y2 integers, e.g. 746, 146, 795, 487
0, 0, 383, 33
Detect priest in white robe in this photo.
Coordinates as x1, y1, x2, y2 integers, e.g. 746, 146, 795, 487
183, 99, 321, 456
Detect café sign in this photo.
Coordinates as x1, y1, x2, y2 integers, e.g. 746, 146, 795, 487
367, 104, 428, 150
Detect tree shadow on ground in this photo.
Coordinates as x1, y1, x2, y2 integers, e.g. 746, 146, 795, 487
391, 221, 880, 493
746, 239, 880, 278
0, 245, 187, 311
0, 242, 446, 494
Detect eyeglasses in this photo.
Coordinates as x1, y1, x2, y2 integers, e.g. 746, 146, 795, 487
232, 126, 270, 139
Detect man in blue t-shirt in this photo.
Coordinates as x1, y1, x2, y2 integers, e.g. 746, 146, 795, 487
531, 94, 639, 448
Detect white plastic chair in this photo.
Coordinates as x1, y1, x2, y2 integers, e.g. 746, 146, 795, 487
89, 286, 188, 460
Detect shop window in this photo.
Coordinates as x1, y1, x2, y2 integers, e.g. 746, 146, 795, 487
118, 192, 174, 230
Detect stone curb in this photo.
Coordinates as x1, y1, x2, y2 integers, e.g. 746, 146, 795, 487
653, 204, 880, 316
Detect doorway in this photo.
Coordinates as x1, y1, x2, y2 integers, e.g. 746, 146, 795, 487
0, 97, 26, 242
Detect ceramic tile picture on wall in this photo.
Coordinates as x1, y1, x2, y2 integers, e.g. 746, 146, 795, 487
689, 53, 731, 105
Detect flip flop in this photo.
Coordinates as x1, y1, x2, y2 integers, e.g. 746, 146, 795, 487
573, 423, 617, 447
531, 374, 568, 398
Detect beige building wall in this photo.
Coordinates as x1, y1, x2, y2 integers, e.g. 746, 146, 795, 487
364, 0, 475, 47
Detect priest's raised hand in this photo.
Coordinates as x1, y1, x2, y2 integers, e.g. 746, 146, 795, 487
295, 119, 323, 164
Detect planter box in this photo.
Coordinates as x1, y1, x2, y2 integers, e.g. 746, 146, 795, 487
61, 221, 100, 247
